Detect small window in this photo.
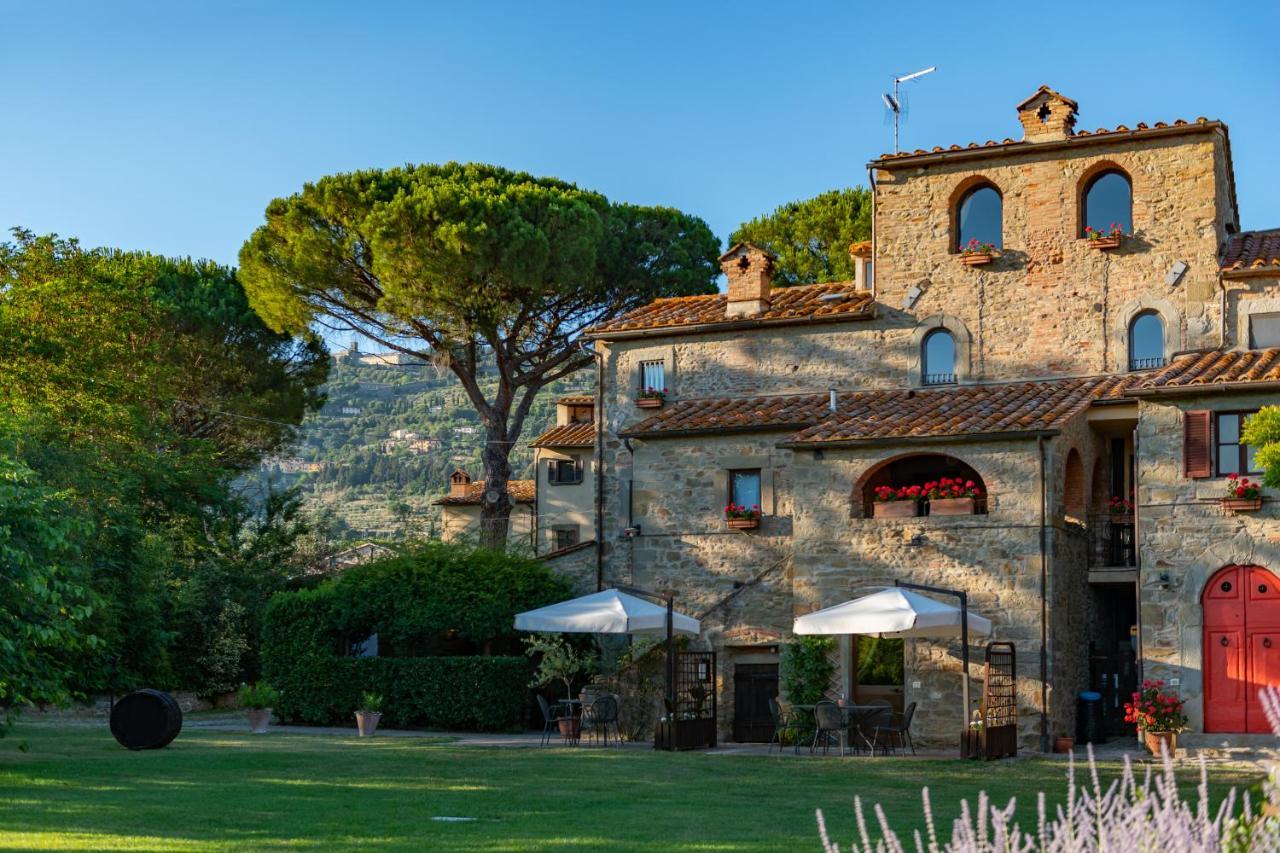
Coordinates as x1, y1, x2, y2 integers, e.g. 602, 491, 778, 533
547, 457, 582, 485
552, 526, 580, 550
1249, 313, 1280, 349
922, 329, 957, 385
1082, 170, 1133, 236
956, 185, 1002, 250
1128, 312, 1165, 371
728, 469, 762, 514
639, 360, 665, 394
1216, 411, 1261, 476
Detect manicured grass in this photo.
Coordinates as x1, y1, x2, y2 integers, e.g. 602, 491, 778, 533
0, 723, 1262, 851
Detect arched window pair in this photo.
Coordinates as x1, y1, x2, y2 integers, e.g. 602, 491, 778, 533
954, 169, 1133, 251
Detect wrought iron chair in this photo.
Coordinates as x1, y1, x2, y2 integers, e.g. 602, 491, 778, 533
583, 694, 620, 746
874, 702, 917, 755
536, 694, 568, 747
811, 700, 848, 756
766, 696, 801, 754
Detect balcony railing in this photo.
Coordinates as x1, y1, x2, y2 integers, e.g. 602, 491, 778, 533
1128, 357, 1166, 372
922, 373, 957, 386
1088, 515, 1135, 568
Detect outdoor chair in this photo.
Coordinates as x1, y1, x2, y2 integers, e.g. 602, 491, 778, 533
810, 700, 848, 756
767, 696, 802, 754
536, 694, 569, 747
873, 702, 917, 755
582, 695, 620, 747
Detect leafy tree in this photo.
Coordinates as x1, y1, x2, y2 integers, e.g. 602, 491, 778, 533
239, 162, 720, 547
730, 188, 871, 286
1244, 406, 1280, 488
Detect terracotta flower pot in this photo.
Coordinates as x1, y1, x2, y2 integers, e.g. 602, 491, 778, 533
1223, 498, 1262, 513
726, 518, 759, 530
1088, 236, 1122, 250
929, 497, 976, 516
636, 397, 663, 409
1053, 736, 1074, 754
1144, 730, 1177, 757
873, 501, 918, 519
246, 708, 272, 734
557, 717, 581, 739
959, 252, 993, 266
355, 711, 382, 737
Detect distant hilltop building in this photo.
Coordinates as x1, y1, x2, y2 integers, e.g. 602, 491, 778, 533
311, 541, 394, 575
263, 456, 326, 474
333, 339, 425, 367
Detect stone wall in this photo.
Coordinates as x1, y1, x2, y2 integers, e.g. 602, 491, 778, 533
534, 447, 595, 555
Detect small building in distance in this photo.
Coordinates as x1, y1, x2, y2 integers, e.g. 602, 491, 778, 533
433, 469, 535, 547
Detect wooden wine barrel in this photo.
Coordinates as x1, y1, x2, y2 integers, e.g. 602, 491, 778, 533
110, 689, 183, 750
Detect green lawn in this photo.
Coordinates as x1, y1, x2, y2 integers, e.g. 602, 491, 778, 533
0, 723, 1263, 851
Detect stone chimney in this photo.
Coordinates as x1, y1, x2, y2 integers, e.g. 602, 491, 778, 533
849, 240, 872, 291
1016, 85, 1078, 143
719, 242, 776, 318
449, 469, 472, 497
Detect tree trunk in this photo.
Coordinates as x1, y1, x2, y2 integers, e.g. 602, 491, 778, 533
477, 429, 514, 550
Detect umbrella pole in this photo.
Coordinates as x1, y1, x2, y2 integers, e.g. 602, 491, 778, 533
665, 595, 675, 720
893, 581, 974, 749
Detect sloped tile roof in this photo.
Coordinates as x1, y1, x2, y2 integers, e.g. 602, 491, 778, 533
585, 282, 874, 337
620, 393, 835, 436
557, 394, 595, 406
1129, 348, 1280, 392
433, 479, 535, 506
529, 421, 595, 448
1221, 229, 1280, 274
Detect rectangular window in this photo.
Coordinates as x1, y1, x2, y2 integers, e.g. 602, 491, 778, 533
639, 360, 665, 393
552, 525, 579, 550
1216, 411, 1261, 476
1250, 312, 1280, 349
547, 457, 582, 485
728, 469, 762, 513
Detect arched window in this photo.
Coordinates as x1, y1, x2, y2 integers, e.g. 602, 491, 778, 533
922, 329, 956, 385
1082, 170, 1132, 236
956, 184, 1003, 251
1128, 311, 1165, 371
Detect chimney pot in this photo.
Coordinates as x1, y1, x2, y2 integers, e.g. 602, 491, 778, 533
719, 242, 776, 318
1016, 85, 1078, 143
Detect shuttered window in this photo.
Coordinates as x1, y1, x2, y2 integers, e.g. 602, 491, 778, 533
547, 457, 583, 485
1183, 410, 1212, 478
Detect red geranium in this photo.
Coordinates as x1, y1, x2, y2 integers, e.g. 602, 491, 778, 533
1226, 474, 1261, 501
1123, 680, 1187, 733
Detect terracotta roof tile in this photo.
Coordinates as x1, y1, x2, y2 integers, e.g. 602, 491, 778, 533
557, 394, 595, 406
529, 422, 595, 448
586, 282, 874, 337
1220, 229, 1280, 274
434, 479, 535, 506
1129, 348, 1280, 392
620, 393, 835, 436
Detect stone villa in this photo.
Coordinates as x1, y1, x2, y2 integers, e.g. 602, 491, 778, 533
580, 87, 1280, 749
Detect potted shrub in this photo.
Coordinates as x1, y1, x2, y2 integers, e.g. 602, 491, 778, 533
959, 238, 997, 266
925, 478, 983, 516
1085, 222, 1125, 250
1107, 495, 1134, 523
524, 634, 596, 740
636, 386, 666, 409
725, 503, 761, 530
1053, 732, 1074, 754
239, 681, 279, 734
355, 691, 383, 737
1124, 679, 1187, 756
872, 484, 920, 519
1223, 474, 1263, 512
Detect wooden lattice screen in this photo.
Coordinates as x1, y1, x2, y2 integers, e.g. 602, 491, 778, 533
966, 641, 1018, 759
655, 651, 717, 751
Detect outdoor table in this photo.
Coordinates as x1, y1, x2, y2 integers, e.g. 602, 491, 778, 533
792, 703, 884, 754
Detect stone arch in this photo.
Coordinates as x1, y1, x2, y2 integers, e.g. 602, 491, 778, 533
1063, 448, 1085, 522
1076, 160, 1134, 237
1113, 295, 1182, 374
908, 314, 974, 385
948, 176, 1003, 254
855, 452, 989, 518
1090, 456, 1108, 513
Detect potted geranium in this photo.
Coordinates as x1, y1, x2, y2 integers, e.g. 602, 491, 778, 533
925, 478, 983, 516
636, 386, 666, 409
239, 681, 279, 734
1124, 679, 1187, 756
355, 691, 383, 737
725, 503, 761, 530
872, 484, 920, 519
1107, 495, 1134, 522
1223, 474, 1263, 512
1085, 222, 1125, 250
525, 634, 596, 740
959, 238, 997, 266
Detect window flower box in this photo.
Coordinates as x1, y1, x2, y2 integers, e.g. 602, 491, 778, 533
1223, 475, 1262, 513
1223, 498, 1262, 513
924, 478, 983, 516
636, 387, 666, 409
1085, 224, 1126, 250
725, 504, 760, 530
1087, 236, 1122, 250
873, 501, 918, 519
929, 497, 976, 516
959, 238, 997, 266
726, 518, 759, 530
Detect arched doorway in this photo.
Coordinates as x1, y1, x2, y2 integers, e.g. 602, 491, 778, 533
1202, 565, 1280, 733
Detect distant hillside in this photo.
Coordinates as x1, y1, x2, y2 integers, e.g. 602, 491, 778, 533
259, 354, 589, 540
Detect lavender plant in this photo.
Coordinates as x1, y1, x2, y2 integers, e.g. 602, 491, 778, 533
817, 687, 1280, 852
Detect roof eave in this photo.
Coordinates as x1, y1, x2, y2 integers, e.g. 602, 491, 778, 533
780, 428, 1062, 450
1220, 267, 1280, 280
584, 306, 877, 342
620, 421, 819, 440
1126, 379, 1280, 398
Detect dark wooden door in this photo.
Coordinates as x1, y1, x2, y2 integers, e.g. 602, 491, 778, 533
733, 663, 778, 742
1204, 565, 1280, 733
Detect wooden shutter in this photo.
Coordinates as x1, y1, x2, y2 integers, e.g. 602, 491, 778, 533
574, 458, 584, 484
1183, 410, 1212, 478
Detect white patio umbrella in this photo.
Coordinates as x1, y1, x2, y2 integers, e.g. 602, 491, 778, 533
514, 588, 700, 637
793, 587, 992, 639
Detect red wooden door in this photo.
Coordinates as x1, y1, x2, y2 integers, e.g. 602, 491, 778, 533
1203, 565, 1280, 733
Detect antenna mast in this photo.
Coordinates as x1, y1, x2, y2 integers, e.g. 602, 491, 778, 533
883, 66, 937, 154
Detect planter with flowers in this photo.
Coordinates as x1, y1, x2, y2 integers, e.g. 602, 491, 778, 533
1085, 223, 1126, 250
355, 691, 383, 737
239, 681, 279, 734
725, 504, 761, 530
1106, 495, 1134, 524
925, 478, 983, 516
872, 485, 921, 519
636, 387, 666, 409
1124, 679, 1187, 756
959, 238, 998, 266
1223, 474, 1263, 513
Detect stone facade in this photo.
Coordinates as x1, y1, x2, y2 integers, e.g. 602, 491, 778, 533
585, 88, 1278, 750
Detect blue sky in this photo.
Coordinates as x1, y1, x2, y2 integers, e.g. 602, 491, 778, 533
3, 1, 1278, 269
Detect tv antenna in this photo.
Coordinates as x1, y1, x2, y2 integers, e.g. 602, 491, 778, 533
882, 66, 936, 154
